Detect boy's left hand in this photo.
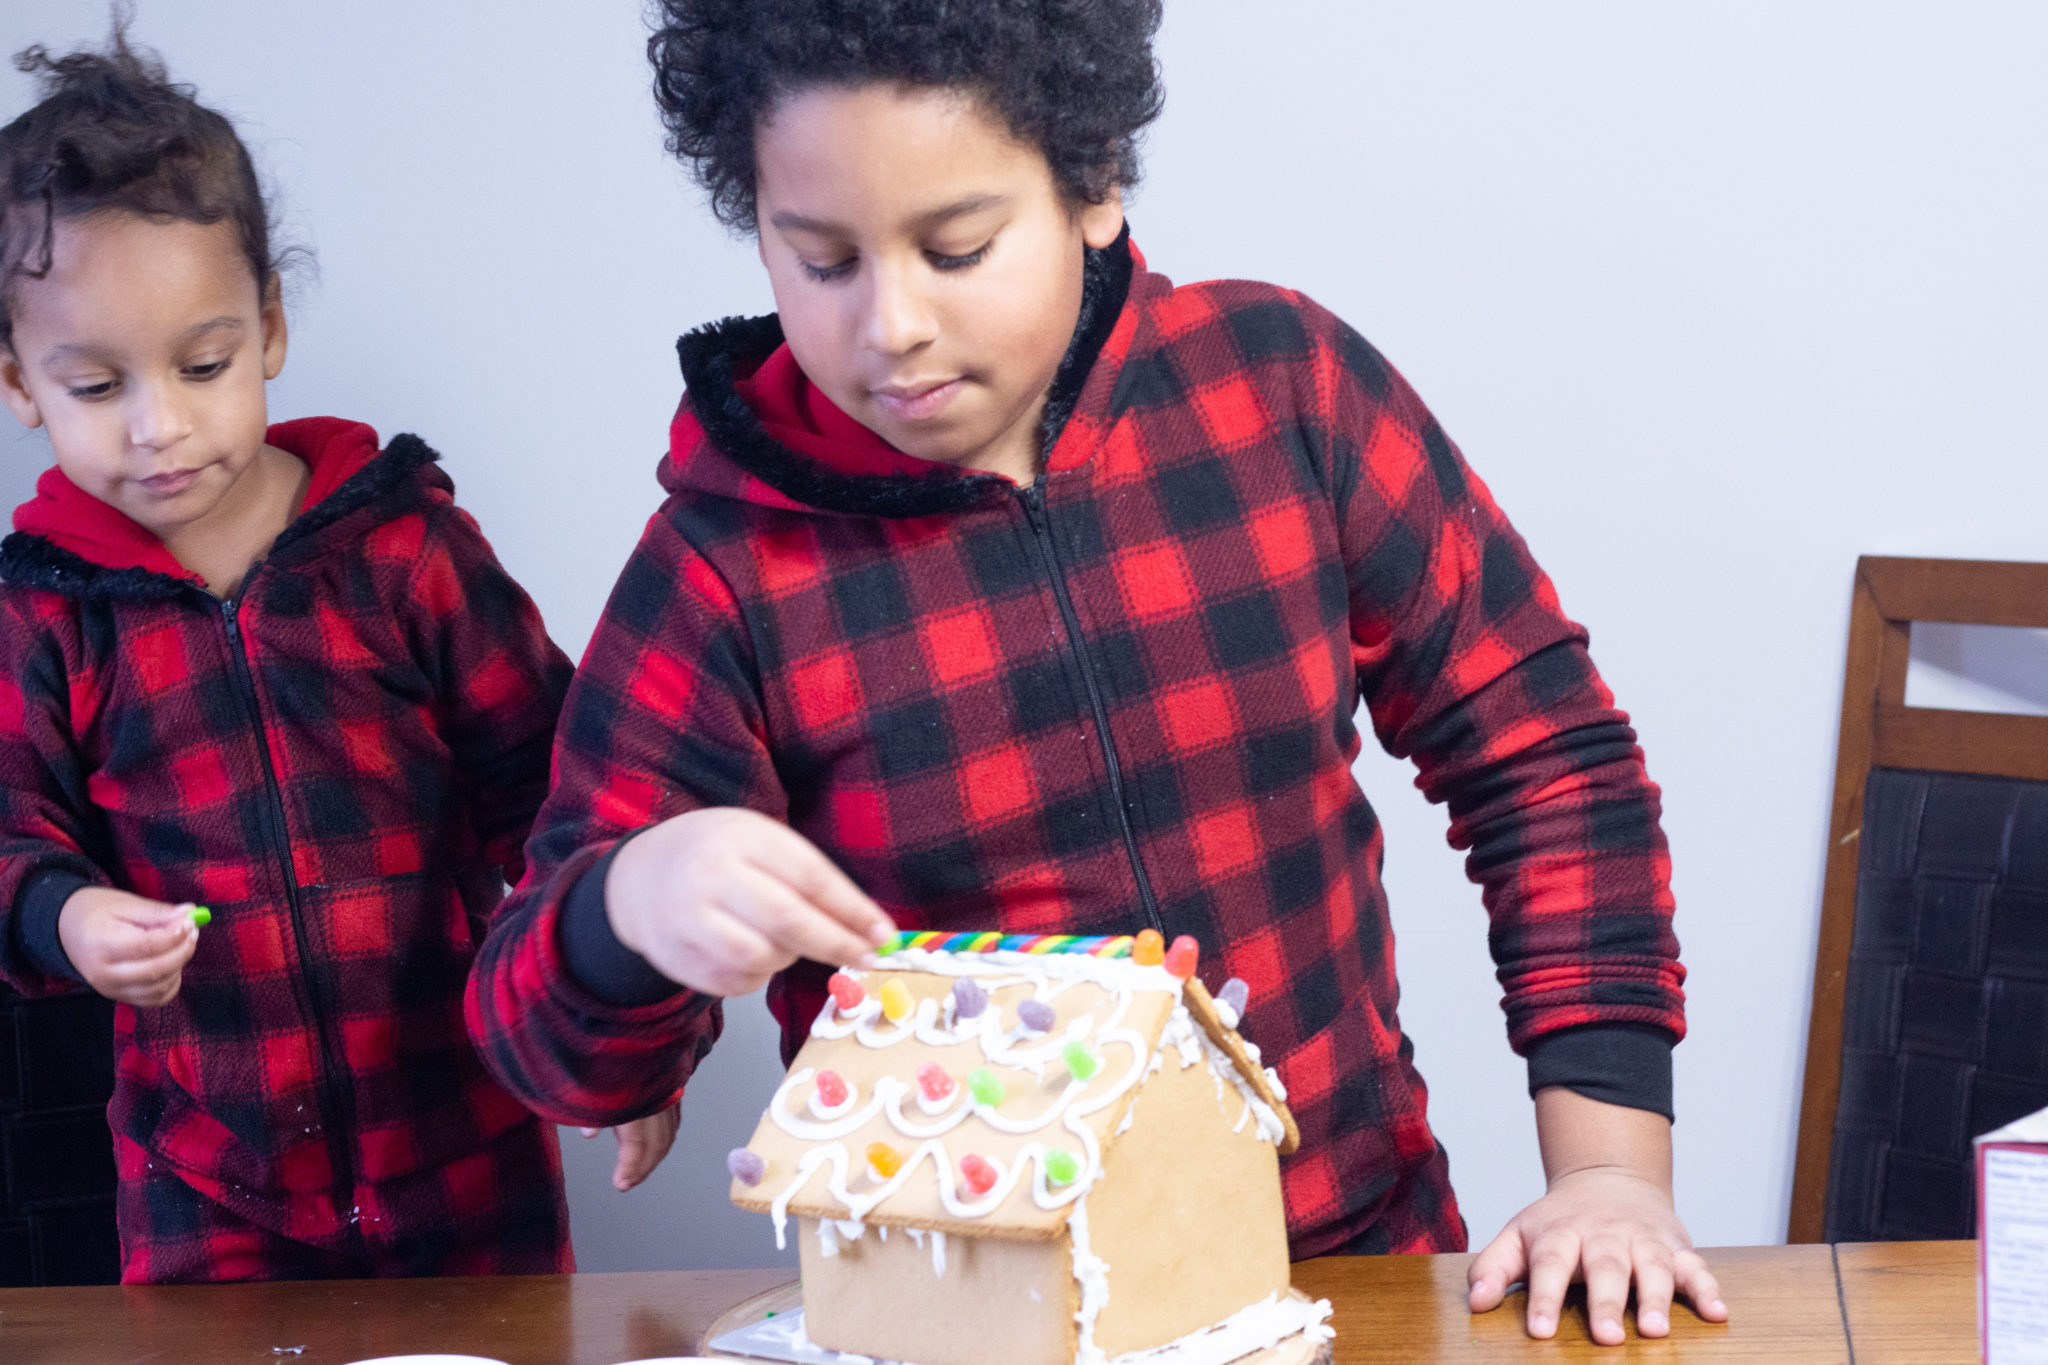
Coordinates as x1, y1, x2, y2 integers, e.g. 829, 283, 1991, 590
1466, 1087, 1728, 1345
580, 1102, 681, 1192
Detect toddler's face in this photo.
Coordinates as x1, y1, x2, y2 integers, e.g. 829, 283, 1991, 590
0, 212, 285, 546
753, 83, 1125, 484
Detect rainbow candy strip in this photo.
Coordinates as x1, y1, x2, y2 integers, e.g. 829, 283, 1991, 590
879, 931, 1134, 958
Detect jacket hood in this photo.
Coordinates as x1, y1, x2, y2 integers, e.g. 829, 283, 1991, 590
1, 417, 441, 600
663, 225, 1140, 519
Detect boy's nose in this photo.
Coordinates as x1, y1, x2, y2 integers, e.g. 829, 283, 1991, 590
859, 259, 939, 357
127, 380, 195, 453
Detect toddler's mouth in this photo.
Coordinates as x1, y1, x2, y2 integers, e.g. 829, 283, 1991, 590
873, 378, 963, 423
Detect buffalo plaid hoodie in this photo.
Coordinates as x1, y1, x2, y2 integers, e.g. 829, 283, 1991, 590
467, 233, 1687, 1257
0, 418, 575, 1279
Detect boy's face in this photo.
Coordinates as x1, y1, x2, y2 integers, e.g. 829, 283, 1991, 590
754, 83, 1125, 484
0, 212, 286, 547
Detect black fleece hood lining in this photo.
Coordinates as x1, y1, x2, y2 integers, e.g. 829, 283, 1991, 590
0, 433, 443, 602
674, 224, 1135, 520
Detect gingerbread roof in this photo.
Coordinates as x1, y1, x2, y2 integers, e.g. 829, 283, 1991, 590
729, 937, 1297, 1244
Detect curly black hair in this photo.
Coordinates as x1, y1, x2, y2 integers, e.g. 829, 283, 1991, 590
648, 0, 1166, 233
0, 19, 282, 347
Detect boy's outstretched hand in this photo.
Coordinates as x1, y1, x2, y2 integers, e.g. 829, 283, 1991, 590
57, 887, 201, 1007
604, 807, 897, 998
580, 1102, 682, 1192
1467, 1087, 1727, 1346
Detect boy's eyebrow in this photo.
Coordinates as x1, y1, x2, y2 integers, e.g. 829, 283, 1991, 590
42, 316, 246, 364
769, 194, 1011, 238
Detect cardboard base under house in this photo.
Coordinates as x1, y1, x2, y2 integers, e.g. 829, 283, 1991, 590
794, 1034, 1294, 1365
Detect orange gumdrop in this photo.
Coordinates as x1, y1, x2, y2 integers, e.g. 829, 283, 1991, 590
867, 1142, 903, 1179
1133, 928, 1166, 966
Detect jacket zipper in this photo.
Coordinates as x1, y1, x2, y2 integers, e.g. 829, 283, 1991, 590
1017, 484, 1165, 935
218, 594, 364, 1242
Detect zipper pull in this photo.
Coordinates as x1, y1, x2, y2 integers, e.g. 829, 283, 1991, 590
223, 598, 241, 642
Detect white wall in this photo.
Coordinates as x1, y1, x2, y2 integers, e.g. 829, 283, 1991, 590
3, 1, 2044, 1267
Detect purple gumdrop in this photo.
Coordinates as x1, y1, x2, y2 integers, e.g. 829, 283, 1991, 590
1218, 977, 1250, 1019
952, 978, 988, 1020
1017, 999, 1056, 1034
728, 1148, 766, 1187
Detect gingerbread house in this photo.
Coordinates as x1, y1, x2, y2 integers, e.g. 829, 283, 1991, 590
725, 931, 1334, 1365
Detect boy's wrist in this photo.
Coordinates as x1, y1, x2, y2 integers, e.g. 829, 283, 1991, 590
1524, 1021, 1675, 1120
558, 832, 684, 1008
15, 866, 94, 983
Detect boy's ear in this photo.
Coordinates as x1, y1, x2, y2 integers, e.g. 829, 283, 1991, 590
0, 345, 45, 430
1079, 186, 1125, 251
259, 272, 288, 381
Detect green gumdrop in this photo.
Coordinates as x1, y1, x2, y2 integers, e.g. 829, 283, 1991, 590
1062, 1040, 1099, 1081
190, 906, 212, 928
1044, 1149, 1080, 1186
969, 1067, 1006, 1108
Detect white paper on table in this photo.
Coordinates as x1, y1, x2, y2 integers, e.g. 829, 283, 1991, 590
707, 1306, 918, 1365
1978, 1105, 2048, 1365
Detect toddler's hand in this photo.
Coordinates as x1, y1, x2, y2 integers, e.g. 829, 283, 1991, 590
604, 807, 896, 997
580, 1101, 681, 1192
1467, 1166, 1727, 1344
57, 887, 201, 1007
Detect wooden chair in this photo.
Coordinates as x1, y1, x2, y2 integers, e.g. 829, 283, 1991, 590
1789, 555, 2048, 1243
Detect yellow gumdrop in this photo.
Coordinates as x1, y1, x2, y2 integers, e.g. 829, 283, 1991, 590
1133, 928, 1166, 966
867, 1141, 903, 1179
881, 978, 914, 1022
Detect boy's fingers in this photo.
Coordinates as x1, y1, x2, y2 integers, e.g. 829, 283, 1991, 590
612, 1107, 679, 1192
1521, 1232, 1578, 1340
754, 828, 895, 948
1466, 1230, 1526, 1313
1674, 1250, 1728, 1322
1579, 1232, 1633, 1346
647, 908, 784, 997
105, 915, 196, 963
1631, 1239, 1677, 1338
736, 865, 887, 970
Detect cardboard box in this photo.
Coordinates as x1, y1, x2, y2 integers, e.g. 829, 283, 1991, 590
1977, 1105, 2048, 1364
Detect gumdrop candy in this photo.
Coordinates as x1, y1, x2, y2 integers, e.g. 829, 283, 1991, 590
969, 1067, 1006, 1108
814, 1070, 850, 1109
1164, 935, 1199, 979
960, 1154, 998, 1196
1132, 928, 1166, 966
867, 1142, 903, 1179
917, 1062, 956, 1104
728, 1148, 766, 1186
1062, 1040, 1100, 1082
1217, 977, 1250, 1019
827, 971, 865, 1013
1017, 999, 1055, 1034
952, 978, 988, 1020
1044, 1149, 1081, 1186
880, 978, 915, 1022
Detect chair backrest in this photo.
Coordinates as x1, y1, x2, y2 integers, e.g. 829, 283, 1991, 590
1789, 555, 2048, 1243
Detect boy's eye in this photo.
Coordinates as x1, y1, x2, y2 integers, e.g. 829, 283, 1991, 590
927, 243, 990, 272
66, 379, 118, 400
800, 257, 857, 283
184, 358, 232, 381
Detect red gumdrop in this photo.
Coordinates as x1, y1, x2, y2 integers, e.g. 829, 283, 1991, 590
827, 972, 866, 1013
815, 1069, 850, 1108
1164, 934, 1200, 979
960, 1154, 998, 1197
917, 1062, 956, 1103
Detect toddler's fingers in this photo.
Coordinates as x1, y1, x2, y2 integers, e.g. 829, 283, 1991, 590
738, 861, 888, 969
645, 905, 786, 997
752, 826, 894, 950
1630, 1238, 1677, 1338
1579, 1231, 1633, 1346
1466, 1228, 1527, 1313
1521, 1231, 1579, 1340
105, 913, 197, 964
1674, 1250, 1727, 1322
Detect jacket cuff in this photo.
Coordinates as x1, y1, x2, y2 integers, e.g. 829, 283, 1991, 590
13, 866, 92, 984
557, 833, 685, 1007
1525, 1022, 1675, 1120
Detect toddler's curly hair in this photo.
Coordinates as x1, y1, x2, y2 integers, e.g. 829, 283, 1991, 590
648, 0, 1166, 233
0, 22, 280, 347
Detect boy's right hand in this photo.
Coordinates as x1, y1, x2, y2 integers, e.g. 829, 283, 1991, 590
604, 807, 896, 997
57, 887, 201, 1007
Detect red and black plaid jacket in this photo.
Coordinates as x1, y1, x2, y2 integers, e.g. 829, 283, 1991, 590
0, 418, 575, 1278
468, 236, 1686, 1257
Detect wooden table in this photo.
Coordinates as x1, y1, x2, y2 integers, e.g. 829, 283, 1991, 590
0, 1242, 1974, 1364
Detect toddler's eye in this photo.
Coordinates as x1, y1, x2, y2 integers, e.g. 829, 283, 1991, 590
185, 359, 232, 380
801, 257, 856, 283
928, 244, 989, 272
66, 380, 117, 400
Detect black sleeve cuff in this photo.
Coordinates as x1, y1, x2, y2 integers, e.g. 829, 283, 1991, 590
14, 866, 92, 984
558, 836, 685, 1008
1525, 1022, 1675, 1120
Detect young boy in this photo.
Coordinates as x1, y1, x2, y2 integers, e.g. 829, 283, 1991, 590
0, 31, 670, 1281
468, 0, 1726, 1342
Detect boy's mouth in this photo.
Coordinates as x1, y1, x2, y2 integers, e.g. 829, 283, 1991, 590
138, 467, 206, 496
872, 377, 963, 423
